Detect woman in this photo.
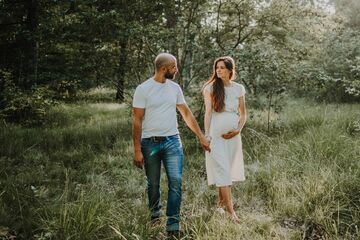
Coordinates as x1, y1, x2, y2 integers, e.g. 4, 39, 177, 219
203, 56, 246, 222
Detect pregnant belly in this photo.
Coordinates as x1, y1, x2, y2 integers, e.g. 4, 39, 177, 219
210, 112, 239, 137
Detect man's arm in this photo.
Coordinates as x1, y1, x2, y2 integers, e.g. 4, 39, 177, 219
133, 107, 145, 168
176, 103, 210, 151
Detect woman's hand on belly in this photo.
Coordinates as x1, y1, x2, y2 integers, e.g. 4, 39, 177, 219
221, 129, 240, 139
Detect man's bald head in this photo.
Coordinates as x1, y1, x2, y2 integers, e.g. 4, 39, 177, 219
154, 53, 177, 71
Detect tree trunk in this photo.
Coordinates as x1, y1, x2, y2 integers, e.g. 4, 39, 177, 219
178, 1, 200, 89
165, 0, 179, 55
23, 0, 38, 89
252, 73, 259, 96
115, 35, 128, 102
164, 0, 180, 84
267, 91, 273, 132
182, 33, 195, 90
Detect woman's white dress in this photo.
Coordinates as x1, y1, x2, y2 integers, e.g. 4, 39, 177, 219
205, 82, 246, 186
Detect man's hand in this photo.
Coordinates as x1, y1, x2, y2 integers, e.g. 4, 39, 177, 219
176, 104, 211, 152
221, 129, 240, 139
134, 150, 144, 168
199, 135, 211, 152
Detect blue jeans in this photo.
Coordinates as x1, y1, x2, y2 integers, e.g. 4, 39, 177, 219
141, 134, 184, 231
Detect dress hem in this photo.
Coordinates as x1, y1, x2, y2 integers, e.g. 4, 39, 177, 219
207, 178, 246, 187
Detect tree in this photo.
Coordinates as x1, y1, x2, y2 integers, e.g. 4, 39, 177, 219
0, 0, 39, 89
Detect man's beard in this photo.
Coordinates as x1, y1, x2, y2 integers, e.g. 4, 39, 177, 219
165, 71, 175, 79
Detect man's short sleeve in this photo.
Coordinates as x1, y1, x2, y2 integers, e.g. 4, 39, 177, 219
176, 85, 186, 105
132, 86, 146, 108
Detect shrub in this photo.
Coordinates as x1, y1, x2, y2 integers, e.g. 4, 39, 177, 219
51, 80, 79, 101
0, 70, 56, 126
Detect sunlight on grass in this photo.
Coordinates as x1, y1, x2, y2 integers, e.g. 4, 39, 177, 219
89, 102, 127, 110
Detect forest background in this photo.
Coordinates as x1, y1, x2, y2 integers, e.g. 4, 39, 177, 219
1, 0, 360, 239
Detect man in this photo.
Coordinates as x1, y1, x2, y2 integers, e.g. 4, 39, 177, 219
132, 53, 210, 237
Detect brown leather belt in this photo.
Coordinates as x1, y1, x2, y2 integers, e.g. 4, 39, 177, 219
144, 136, 167, 142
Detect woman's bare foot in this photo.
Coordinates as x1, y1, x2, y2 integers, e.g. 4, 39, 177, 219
227, 212, 240, 223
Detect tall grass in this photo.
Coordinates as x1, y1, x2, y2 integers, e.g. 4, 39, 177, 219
241, 99, 360, 239
0, 98, 359, 239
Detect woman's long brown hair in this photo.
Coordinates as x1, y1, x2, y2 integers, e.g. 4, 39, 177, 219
203, 56, 236, 112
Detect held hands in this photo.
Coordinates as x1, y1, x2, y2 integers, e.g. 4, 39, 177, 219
133, 150, 144, 169
200, 135, 211, 152
221, 129, 240, 139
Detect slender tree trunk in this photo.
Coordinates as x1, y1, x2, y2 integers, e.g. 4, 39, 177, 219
183, 33, 194, 90
115, 35, 128, 102
164, 0, 180, 84
267, 91, 273, 132
178, 1, 200, 89
165, 1, 179, 55
252, 72, 259, 96
24, 0, 38, 89
33, 41, 38, 85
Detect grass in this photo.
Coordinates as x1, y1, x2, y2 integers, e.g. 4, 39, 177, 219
0, 97, 359, 239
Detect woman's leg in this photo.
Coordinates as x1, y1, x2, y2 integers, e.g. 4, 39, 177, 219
219, 186, 239, 222
217, 188, 225, 208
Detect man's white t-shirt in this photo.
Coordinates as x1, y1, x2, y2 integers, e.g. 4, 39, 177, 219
132, 78, 186, 138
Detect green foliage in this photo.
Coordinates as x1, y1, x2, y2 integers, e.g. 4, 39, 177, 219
0, 70, 55, 126
347, 118, 360, 136
0, 69, 17, 111
2, 88, 54, 126
291, 15, 360, 102
2, 0, 360, 125
51, 79, 79, 101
